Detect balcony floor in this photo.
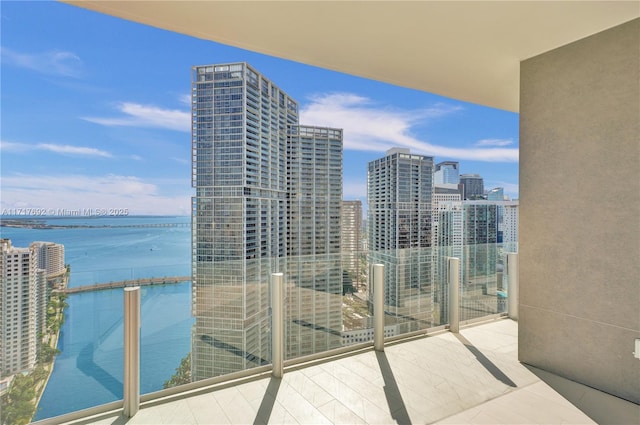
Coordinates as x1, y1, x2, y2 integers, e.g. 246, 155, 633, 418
69, 319, 638, 424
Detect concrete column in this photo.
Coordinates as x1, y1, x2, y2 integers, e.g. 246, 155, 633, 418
271, 273, 284, 378
373, 264, 385, 351
123, 287, 140, 417
448, 257, 460, 333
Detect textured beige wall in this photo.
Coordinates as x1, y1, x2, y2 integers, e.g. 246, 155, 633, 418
519, 18, 640, 404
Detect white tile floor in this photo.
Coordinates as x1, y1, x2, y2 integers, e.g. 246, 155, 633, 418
64, 319, 638, 425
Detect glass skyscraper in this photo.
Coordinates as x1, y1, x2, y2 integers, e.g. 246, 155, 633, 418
460, 173, 484, 200
191, 63, 343, 379
434, 161, 460, 185
367, 148, 434, 333
286, 125, 343, 359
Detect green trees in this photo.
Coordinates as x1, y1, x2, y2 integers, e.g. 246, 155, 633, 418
1, 374, 37, 425
37, 343, 60, 364
1, 291, 67, 424
163, 353, 191, 389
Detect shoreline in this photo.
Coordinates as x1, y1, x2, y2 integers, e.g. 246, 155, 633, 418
32, 273, 68, 421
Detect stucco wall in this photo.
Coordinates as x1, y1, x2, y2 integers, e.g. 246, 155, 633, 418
519, 18, 640, 404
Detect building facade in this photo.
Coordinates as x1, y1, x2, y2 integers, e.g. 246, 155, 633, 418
0, 239, 43, 377
32, 242, 65, 278
191, 63, 343, 378
486, 187, 504, 201
367, 148, 434, 333
341, 200, 363, 287
434, 161, 460, 185
285, 125, 343, 359
460, 173, 484, 200
502, 202, 519, 253
434, 199, 463, 325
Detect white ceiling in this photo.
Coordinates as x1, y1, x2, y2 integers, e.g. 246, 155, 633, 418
62, 1, 639, 112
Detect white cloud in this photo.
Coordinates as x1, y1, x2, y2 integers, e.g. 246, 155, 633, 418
1, 141, 30, 153
130, 155, 144, 161
37, 143, 113, 157
170, 157, 189, 165
0, 174, 191, 215
82, 102, 190, 132
1, 140, 112, 157
1, 47, 84, 78
475, 138, 514, 147
178, 93, 192, 106
300, 92, 519, 162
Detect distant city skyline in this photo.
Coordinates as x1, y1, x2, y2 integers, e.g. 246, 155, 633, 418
1, 2, 519, 216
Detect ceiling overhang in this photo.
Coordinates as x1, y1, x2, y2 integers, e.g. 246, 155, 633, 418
61, 1, 639, 112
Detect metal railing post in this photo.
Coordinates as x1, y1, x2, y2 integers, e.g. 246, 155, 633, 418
123, 287, 140, 417
507, 253, 519, 320
448, 257, 460, 333
373, 264, 385, 351
271, 273, 284, 378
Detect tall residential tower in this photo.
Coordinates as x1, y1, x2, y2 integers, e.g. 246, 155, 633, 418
191, 63, 343, 378
341, 200, 363, 287
367, 148, 434, 333
0, 240, 45, 377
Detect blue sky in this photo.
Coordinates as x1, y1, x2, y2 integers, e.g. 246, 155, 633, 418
1, 1, 519, 216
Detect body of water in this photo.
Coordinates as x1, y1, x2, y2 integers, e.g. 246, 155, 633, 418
0, 216, 193, 420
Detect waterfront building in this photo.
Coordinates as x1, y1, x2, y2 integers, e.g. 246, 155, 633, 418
460, 173, 484, 200
191, 63, 343, 378
367, 148, 434, 332
0, 239, 43, 377
341, 200, 363, 288
434, 161, 460, 185
32, 242, 65, 279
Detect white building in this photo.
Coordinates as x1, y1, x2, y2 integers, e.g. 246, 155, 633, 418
341, 200, 362, 285
0, 239, 44, 377
503, 202, 519, 253
32, 241, 66, 278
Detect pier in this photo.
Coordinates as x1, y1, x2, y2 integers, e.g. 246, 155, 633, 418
60, 276, 191, 294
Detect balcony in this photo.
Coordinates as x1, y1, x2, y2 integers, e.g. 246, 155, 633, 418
2, 2, 637, 422
37, 319, 638, 425
13, 249, 634, 424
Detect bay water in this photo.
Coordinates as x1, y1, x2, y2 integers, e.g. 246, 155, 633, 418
0, 216, 193, 420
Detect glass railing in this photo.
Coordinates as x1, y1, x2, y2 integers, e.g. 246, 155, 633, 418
11, 243, 517, 423
10, 265, 192, 422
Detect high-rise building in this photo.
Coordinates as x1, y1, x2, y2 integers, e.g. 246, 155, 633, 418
503, 202, 519, 253
434, 199, 463, 325
368, 148, 434, 333
437, 200, 512, 321
341, 200, 362, 286
486, 187, 504, 201
191, 63, 343, 378
460, 173, 484, 200
32, 241, 65, 278
0, 239, 44, 377
434, 161, 460, 184
285, 125, 343, 358
191, 63, 294, 378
